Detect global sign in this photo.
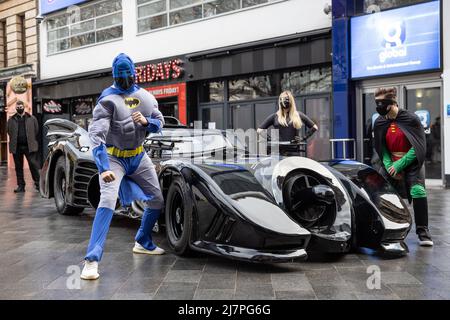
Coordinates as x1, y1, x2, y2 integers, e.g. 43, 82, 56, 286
40, 0, 88, 15
351, 1, 441, 79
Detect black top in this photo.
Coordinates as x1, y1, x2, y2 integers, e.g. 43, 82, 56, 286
373, 109, 426, 168
259, 112, 316, 142
16, 115, 28, 146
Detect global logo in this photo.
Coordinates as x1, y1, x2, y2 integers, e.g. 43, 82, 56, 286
379, 21, 407, 63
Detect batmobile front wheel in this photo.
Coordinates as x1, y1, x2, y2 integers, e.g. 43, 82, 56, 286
54, 157, 84, 216
165, 177, 193, 255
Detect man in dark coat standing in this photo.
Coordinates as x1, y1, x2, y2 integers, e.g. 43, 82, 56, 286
7, 100, 41, 193
373, 88, 433, 247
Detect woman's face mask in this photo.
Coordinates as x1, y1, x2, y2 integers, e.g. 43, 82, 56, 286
281, 97, 291, 110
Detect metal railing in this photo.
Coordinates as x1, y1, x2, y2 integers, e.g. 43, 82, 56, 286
330, 138, 356, 161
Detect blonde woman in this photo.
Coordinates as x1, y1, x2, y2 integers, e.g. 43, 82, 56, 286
257, 91, 318, 142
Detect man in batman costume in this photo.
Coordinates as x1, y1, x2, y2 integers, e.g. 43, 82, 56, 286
81, 53, 165, 280
373, 87, 433, 247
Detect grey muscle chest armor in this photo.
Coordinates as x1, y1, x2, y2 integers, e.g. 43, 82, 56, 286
89, 88, 164, 151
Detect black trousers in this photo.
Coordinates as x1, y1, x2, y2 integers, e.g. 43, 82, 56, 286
383, 162, 428, 229
13, 145, 41, 187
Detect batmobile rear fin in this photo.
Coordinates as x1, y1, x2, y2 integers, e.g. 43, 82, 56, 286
44, 118, 87, 142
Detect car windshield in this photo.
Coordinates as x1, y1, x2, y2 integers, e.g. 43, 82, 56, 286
147, 131, 243, 156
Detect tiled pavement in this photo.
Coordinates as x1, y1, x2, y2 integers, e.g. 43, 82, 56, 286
1, 167, 450, 300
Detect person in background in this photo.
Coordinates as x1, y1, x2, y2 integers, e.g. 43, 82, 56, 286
431, 117, 441, 164
257, 90, 318, 155
373, 87, 433, 247
6, 100, 41, 193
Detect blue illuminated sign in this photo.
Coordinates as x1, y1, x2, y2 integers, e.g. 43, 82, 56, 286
40, 0, 88, 15
351, 1, 441, 79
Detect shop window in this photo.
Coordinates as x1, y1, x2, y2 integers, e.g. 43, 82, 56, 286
204, 0, 240, 17
96, 26, 123, 42
72, 97, 95, 130
201, 106, 224, 129
42, 99, 69, 114
137, 0, 284, 33
138, 14, 167, 33
406, 87, 442, 179
169, 5, 203, 25
138, 0, 166, 17
72, 97, 94, 115
281, 66, 332, 95
200, 81, 225, 103
243, 0, 270, 8
229, 76, 276, 101
362, 0, 434, 14
46, 0, 123, 54
281, 70, 310, 95
231, 104, 254, 131
309, 67, 332, 93
20, 15, 26, 64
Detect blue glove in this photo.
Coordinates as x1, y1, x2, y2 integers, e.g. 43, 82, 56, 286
145, 118, 162, 134
92, 144, 110, 173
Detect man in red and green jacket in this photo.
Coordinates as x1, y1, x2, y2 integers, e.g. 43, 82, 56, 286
373, 87, 433, 247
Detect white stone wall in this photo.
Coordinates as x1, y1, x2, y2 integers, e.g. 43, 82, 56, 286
39, 0, 332, 79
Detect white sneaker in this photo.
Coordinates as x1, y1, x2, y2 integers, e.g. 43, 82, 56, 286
80, 260, 99, 280
133, 242, 165, 255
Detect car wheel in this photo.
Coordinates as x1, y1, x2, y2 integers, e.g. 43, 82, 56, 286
165, 176, 193, 255
54, 157, 84, 216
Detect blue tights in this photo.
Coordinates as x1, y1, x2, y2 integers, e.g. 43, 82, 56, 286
85, 207, 161, 262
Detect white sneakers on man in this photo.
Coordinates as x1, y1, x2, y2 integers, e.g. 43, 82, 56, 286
132, 242, 165, 255
80, 260, 100, 280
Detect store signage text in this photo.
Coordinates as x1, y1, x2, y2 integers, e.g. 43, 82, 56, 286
136, 59, 183, 84
147, 86, 179, 97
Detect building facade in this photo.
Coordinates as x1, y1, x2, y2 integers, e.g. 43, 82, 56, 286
33, 0, 450, 187
35, 0, 334, 161
331, 0, 449, 187
0, 0, 39, 166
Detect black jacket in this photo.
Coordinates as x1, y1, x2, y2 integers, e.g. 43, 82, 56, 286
7, 113, 39, 154
259, 112, 316, 142
373, 109, 426, 169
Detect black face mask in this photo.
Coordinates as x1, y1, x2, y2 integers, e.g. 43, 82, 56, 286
281, 97, 291, 110
375, 99, 395, 116
16, 107, 24, 115
114, 76, 135, 91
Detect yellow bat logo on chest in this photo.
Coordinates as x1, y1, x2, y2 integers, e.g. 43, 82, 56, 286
125, 97, 141, 109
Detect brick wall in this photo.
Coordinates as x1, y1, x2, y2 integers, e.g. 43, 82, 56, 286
0, 0, 37, 71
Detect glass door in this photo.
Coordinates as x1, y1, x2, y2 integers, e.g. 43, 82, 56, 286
304, 96, 332, 161
405, 85, 442, 180
230, 104, 254, 131
359, 82, 443, 182
360, 86, 403, 166
200, 104, 224, 129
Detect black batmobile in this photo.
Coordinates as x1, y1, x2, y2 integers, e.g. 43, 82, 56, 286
40, 119, 412, 262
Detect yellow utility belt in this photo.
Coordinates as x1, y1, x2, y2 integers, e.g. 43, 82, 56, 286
107, 146, 144, 158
